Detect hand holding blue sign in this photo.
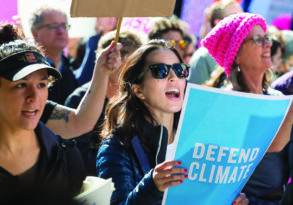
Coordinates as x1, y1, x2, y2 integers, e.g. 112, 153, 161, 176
233, 193, 249, 205
153, 160, 187, 191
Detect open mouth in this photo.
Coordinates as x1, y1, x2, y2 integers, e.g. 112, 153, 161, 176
262, 52, 271, 58
165, 88, 180, 98
22, 109, 39, 117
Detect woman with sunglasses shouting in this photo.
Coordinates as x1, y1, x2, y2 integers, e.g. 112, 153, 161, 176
96, 40, 248, 205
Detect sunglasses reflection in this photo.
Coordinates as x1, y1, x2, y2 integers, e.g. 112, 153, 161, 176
148, 63, 190, 79
168, 40, 187, 50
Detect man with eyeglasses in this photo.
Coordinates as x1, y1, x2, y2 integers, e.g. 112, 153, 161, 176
30, 6, 79, 105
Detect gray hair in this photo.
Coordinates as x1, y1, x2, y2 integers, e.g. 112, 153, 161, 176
30, 6, 68, 32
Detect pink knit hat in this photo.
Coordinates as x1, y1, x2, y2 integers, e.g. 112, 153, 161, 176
201, 13, 267, 76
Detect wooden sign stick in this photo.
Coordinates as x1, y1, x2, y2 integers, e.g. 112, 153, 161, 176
115, 17, 123, 43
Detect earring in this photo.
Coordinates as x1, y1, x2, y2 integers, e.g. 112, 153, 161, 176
237, 65, 241, 72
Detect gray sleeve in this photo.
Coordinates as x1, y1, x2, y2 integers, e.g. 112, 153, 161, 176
188, 49, 217, 84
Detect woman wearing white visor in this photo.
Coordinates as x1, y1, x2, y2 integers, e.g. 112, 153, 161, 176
0, 26, 84, 204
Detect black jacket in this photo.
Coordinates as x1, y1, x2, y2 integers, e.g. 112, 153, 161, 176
48, 55, 79, 105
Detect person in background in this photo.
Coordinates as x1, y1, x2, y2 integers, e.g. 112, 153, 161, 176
271, 38, 285, 78
271, 71, 293, 95
199, 0, 243, 39
96, 40, 248, 205
30, 6, 78, 104
0, 24, 85, 203
268, 27, 287, 80
182, 33, 196, 64
269, 30, 293, 95
70, 39, 86, 70
281, 30, 293, 71
74, 17, 117, 86
202, 13, 293, 204
148, 16, 188, 58
204, 66, 227, 88
64, 30, 143, 175
189, 0, 243, 85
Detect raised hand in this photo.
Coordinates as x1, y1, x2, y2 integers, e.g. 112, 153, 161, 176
95, 41, 122, 75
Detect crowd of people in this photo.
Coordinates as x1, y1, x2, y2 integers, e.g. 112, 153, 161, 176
0, 0, 293, 204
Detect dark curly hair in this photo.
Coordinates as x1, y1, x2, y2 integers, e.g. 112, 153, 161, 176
0, 23, 21, 45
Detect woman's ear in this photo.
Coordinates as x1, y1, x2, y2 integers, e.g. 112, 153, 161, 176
132, 84, 145, 100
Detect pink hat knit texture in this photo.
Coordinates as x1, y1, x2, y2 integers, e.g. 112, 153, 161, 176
201, 13, 267, 76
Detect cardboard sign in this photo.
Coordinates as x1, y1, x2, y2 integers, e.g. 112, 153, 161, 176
163, 84, 292, 205
70, 0, 176, 17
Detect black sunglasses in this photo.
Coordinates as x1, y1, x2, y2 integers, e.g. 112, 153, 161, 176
148, 63, 190, 79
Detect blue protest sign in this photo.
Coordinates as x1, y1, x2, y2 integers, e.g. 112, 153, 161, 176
163, 84, 292, 205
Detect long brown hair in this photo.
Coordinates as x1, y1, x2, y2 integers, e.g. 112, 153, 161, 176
101, 39, 183, 145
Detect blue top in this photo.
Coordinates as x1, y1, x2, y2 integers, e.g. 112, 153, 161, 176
271, 71, 293, 95
74, 34, 101, 86
96, 124, 168, 205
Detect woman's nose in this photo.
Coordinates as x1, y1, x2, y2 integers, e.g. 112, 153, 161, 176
167, 69, 178, 81
25, 85, 38, 103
